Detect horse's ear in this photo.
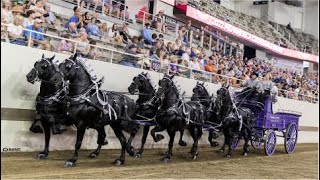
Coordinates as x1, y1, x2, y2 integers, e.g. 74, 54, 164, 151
170, 74, 175, 79
202, 82, 205, 86
197, 81, 199, 85
49, 55, 55, 62
42, 54, 45, 59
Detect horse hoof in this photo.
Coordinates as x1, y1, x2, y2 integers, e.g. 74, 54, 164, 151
135, 153, 142, 158
37, 153, 48, 160
30, 125, 43, 133
64, 160, 76, 167
102, 140, 108, 146
88, 153, 98, 158
179, 141, 187, 146
212, 142, 219, 147
243, 152, 248, 156
162, 157, 171, 163
226, 154, 231, 158
156, 134, 165, 142
126, 147, 135, 157
115, 159, 124, 166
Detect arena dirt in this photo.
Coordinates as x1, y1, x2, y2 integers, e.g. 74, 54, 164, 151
1, 143, 318, 179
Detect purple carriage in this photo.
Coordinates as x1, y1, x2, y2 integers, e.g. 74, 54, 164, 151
236, 95, 301, 156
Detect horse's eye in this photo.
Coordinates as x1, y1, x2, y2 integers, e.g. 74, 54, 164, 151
42, 64, 48, 69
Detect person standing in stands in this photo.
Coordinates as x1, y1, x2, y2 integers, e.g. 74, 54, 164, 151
143, 22, 153, 45
24, 19, 51, 50
65, 6, 83, 28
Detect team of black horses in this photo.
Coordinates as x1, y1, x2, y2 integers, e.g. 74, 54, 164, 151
26, 54, 256, 167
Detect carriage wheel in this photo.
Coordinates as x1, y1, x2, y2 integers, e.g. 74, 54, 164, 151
230, 138, 239, 150
251, 136, 262, 149
284, 123, 298, 154
264, 130, 277, 156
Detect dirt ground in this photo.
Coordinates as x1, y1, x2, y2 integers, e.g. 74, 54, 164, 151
1, 143, 318, 179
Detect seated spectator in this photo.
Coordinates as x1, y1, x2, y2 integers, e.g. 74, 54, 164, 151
143, 23, 153, 45
86, 40, 101, 59
107, 23, 122, 44
11, 5, 24, 17
29, 0, 46, 21
1, 16, 9, 42
112, 1, 121, 19
62, 22, 79, 38
13, 0, 25, 13
119, 44, 139, 67
119, 22, 130, 43
82, 12, 91, 28
150, 48, 165, 61
65, 6, 83, 29
43, 4, 56, 25
151, 33, 157, 42
2, 0, 14, 24
169, 56, 179, 75
125, 36, 138, 50
75, 31, 90, 56
102, 0, 113, 16
136, 6, 150, 24
24, 19, 50, 50
149, 40, 162, 56
152, 10, 166, 32
177, 44, 186, 56
189, 54, 201, 70
58, 34, 74, 54
205, 59, 217, 74
86, 17, 101, 37
22, 10, 35, 28
137, 35, 145, 49
7, 15, 25, 45
100, 22, 108, 36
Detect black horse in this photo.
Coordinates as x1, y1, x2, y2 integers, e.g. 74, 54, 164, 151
58, 54, 139, 166
191, 82, 220, 147
26, 54, 106, 160
151, 74, 205, 162
128, 72, 187, 158
215, 86, 254, 158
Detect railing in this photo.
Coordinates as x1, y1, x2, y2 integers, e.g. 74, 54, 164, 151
1, 23, 318, 104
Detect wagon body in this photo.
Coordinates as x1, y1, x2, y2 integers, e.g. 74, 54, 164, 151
235, 95, 301, 156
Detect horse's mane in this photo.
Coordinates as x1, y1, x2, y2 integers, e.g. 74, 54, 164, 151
141, 73, 156, 90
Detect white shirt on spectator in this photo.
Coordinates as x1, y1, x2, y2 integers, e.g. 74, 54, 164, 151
23, 18, 34, 28
189, 61, 201, 70
7, 24, 23, 36
107, 28, 120, 38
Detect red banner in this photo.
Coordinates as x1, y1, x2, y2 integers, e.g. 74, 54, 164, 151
186, 6, 319, 63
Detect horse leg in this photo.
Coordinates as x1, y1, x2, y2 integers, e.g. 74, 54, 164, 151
111, 124, 127, 165
151, 125, 165, 142
217, 134, 226, 153
88, 127, 108, 158
242, 128, 250, 156
135, 126, 150, 158
189, 126, 200, 160
225, 128, 233, 158
37, 119, 50, 159
126, 125, 138, 157
64, 122, 86, 167
208, 130, 219, 147
163, 130, 176, 163
178, 129, 187, 146
29, 118, 43, 133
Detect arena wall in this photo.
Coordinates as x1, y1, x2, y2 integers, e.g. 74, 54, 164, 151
1, 43, 318, 152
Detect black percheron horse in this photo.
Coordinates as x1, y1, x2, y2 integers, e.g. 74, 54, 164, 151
151, 74, 205, 162
128, 72, 187, 157
215, 86, 254, 158
191, 82, 221, 147
58, 54, 139, 166
26, 54, 106, 160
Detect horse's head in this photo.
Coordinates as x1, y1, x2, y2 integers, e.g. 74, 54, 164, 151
215, 85, 230, 116
26, 54, 57, 84
128, 72, 149, 94
59, 54, 79, 81
156, 74, 175, 97
191, 81, 209, 101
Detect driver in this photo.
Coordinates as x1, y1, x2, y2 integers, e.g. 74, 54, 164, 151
239, 71, 262, 101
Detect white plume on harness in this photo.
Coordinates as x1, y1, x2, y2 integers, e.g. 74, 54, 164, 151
77, 57, 118, 120
224, 87, 243, 131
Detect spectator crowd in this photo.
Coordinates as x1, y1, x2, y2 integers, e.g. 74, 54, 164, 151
1, 0, 318, 103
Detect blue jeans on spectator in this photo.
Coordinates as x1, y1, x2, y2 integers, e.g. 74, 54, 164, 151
119, 60, 136, 67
